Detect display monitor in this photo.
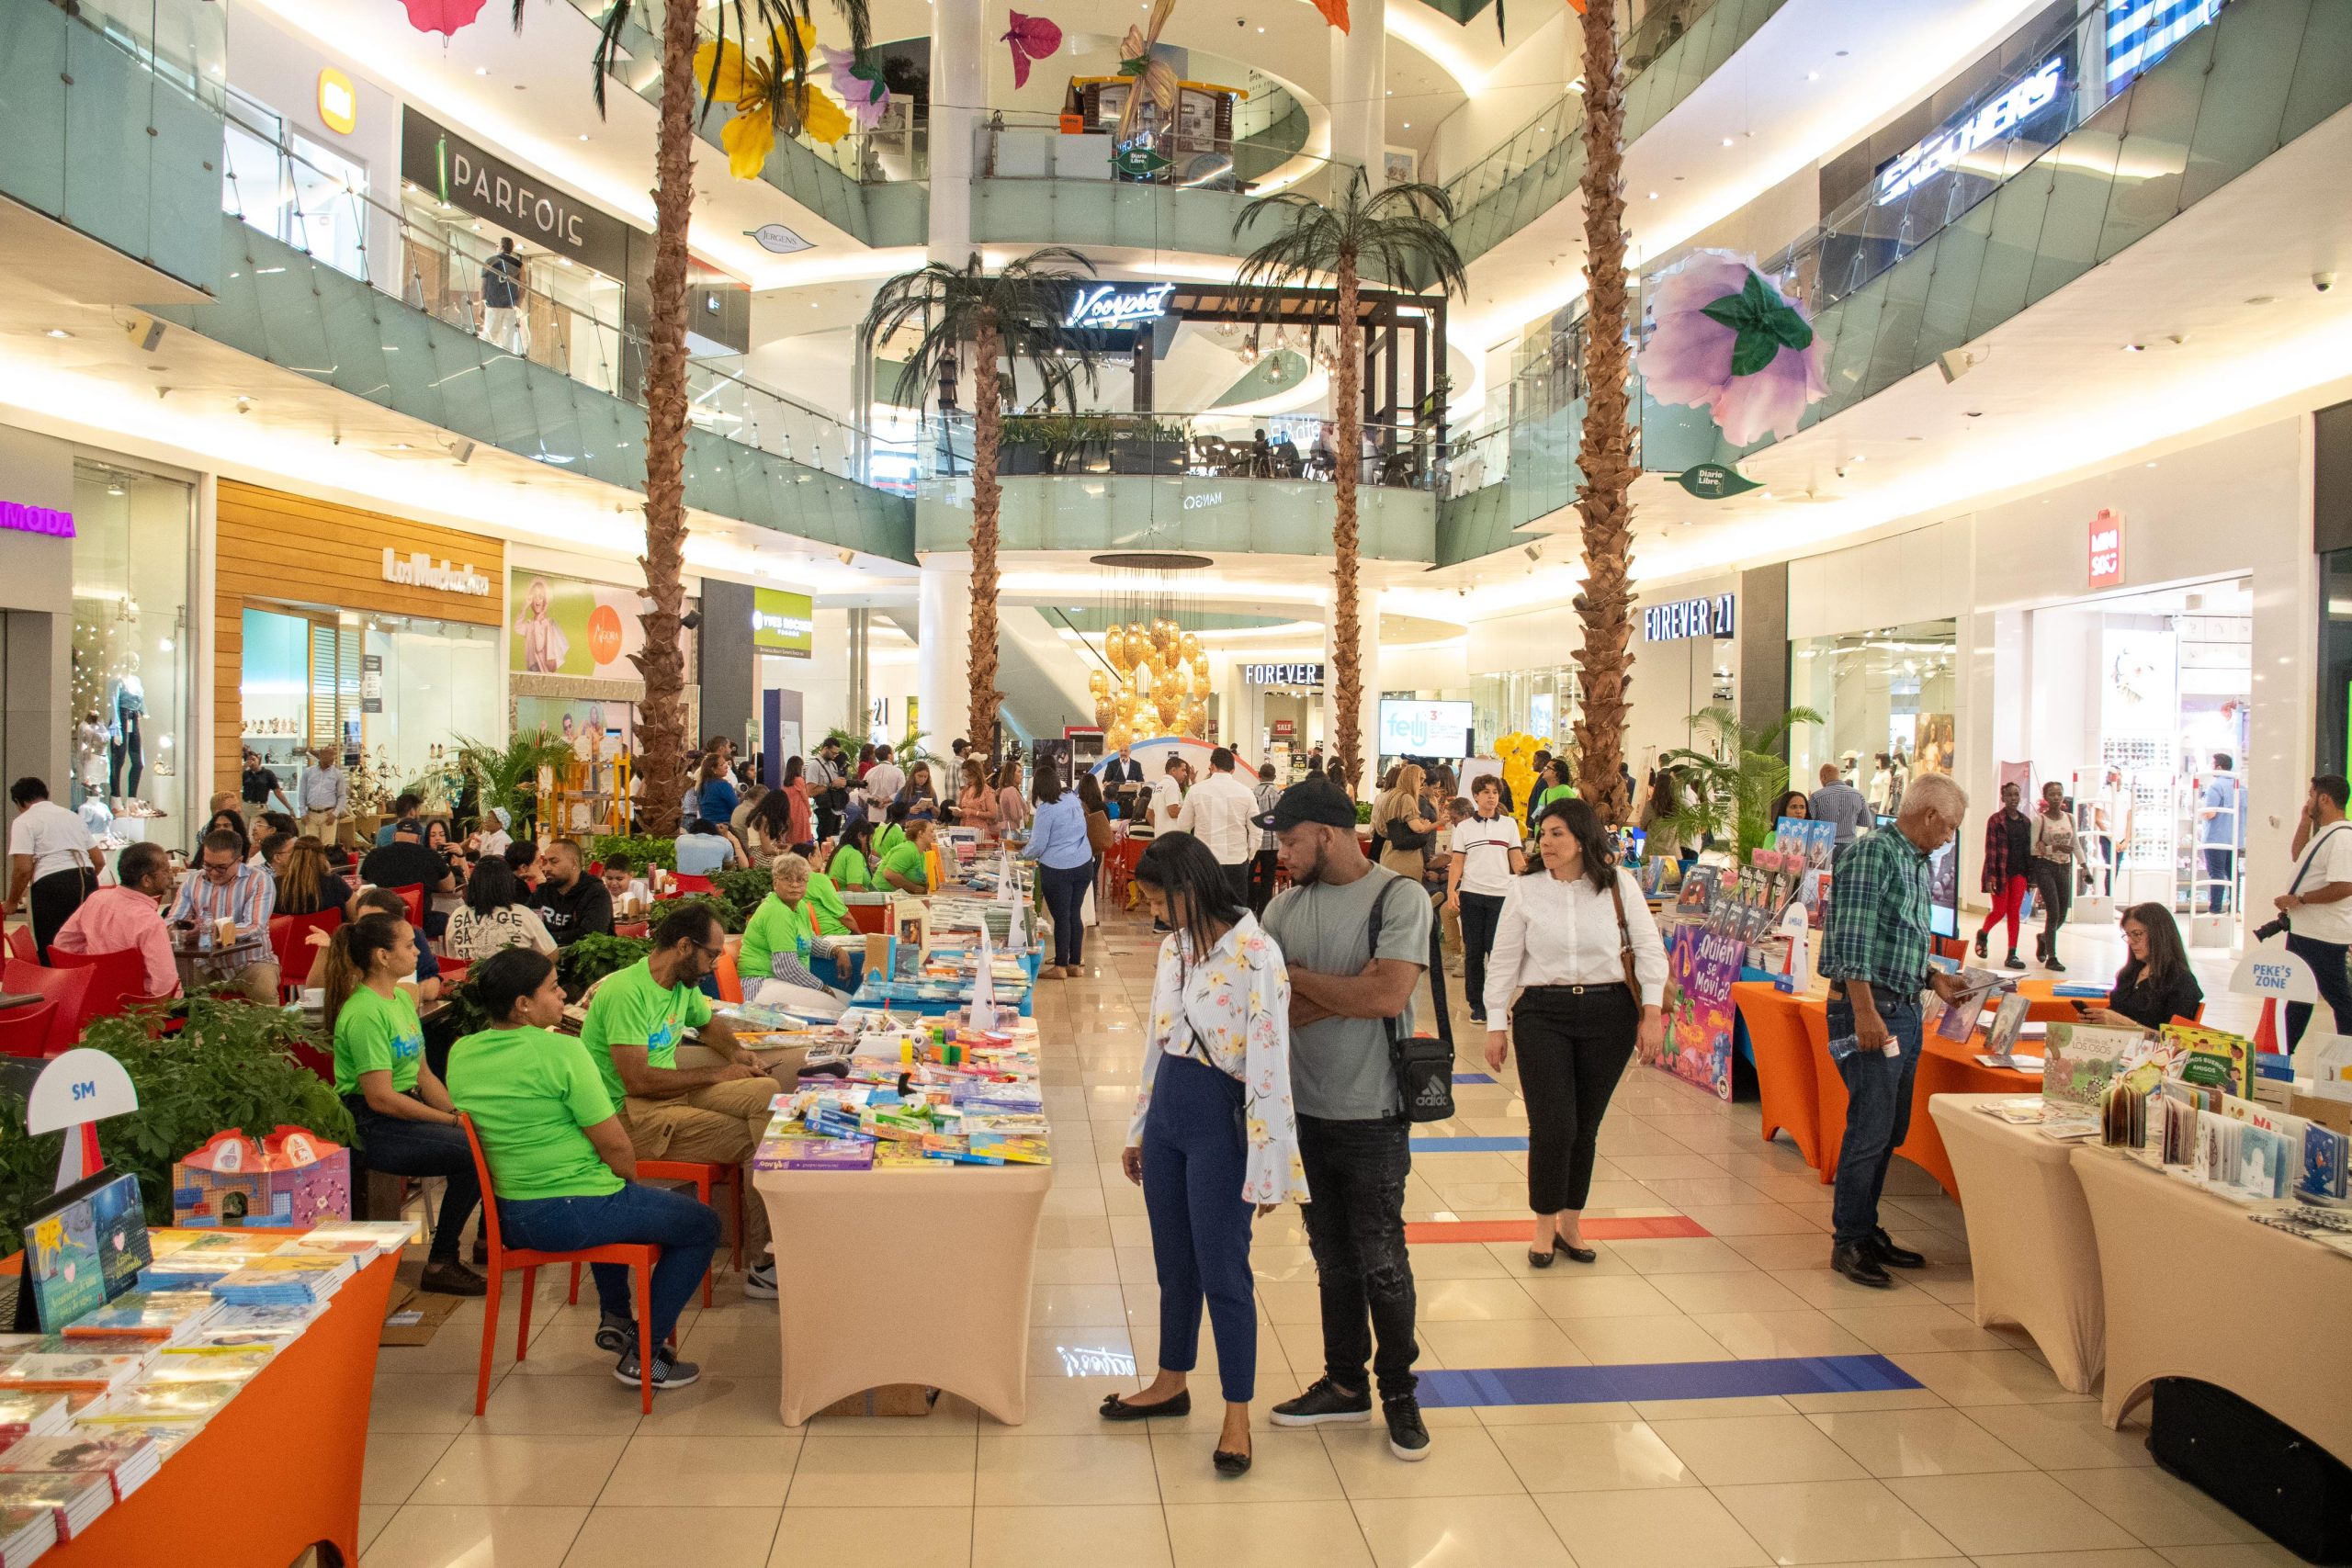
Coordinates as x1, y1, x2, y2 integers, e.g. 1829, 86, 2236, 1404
1378, 699, 1473, 759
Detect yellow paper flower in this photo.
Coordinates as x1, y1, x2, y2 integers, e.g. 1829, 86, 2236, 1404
692, 25, 850, 177
719, 109, 777, 179
793, 83, 850, 144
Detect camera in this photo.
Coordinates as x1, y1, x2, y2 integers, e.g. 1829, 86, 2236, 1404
2254, 913, 2290, 942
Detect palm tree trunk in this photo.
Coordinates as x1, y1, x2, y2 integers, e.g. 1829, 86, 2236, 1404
629, 0, 700, 835
1572, 0, 1636, 826
1331, 261, 1364, 793
968, 321, 1005, 758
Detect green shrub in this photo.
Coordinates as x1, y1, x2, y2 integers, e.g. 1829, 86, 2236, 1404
0, 998, 354, 1253
650, 893, 745, 935
588, 833, 676, 872
558, 932, 655, 993
711, 866, 773, 915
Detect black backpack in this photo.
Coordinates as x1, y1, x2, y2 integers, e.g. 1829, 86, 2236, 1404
1367, 879, 1454, 1122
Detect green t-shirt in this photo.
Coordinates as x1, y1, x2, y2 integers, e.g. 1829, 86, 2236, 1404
333, 986, 424, 1097
878, 839, 929, 891
738, 894, 808, 987
827, 845, 870, 889
1537, 784, 1577, 812
804, 873, 853, 935
446, 1026, 624, 1201
873, 823, 907, 860
579, 958, 715, 1104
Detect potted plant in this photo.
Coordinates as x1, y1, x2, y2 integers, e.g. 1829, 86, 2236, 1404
998, 413, 1045, 475
1654, 705, 1825, 859
454, 728, 579, 839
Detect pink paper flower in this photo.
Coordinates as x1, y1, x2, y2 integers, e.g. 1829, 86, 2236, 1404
1639, 250, 1827, 446
821, 46, 891, 132
399, 0, 487, 37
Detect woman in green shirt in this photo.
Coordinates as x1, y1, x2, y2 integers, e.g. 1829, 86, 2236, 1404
447, 948, 721, 1391
323, 913, 482, 1297
738, 852, 855, 989
872, 799, 912, 862
827, 819, 875, 890
877, 818, 935, 894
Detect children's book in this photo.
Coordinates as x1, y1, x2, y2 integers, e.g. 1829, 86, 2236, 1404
17, 1170, 151, 1336
1982, 994, 2032, 1062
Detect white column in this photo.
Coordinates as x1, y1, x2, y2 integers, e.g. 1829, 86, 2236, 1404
1328, 0, 1389, 184
916, 559, 974, 751
928, 0, 986, 263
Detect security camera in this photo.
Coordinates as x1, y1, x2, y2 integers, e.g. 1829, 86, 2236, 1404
1523, 544, 1543, 562
2318, 272, 2338, 293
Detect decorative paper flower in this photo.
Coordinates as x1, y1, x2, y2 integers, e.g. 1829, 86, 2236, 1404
400, 0, 487, 36
695, 28, 851, 179
821, 45, 891, 131
1002, 12, 1063, 90
1309, 0, 1349, 31
1114, 0, 1179, 143
1638, 250, 1827, 447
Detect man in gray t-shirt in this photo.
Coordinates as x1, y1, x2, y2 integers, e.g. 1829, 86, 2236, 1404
1808, 763, 1874, 851
1256, 775, 1433, 1460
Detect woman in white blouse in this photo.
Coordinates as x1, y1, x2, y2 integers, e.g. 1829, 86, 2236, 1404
1484, 797, 1668, 1269
1101, 832, 1306, 1479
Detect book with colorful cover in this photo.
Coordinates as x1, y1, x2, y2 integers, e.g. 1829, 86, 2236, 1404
2042, 1023, 2142, 1114
199, 1303, 325, 1336
0, 1470, 109, 1540
2164, 1022, 2255, 1099
0, 1355, 148, 1393
1982, 994, 2032, 1061
59, 1291, 221, 1345
0, 1499, 57, 1566
2301, 1122, 2348, 1203
86, 1378, 246, 1423
966, 1132, 1051, 1165
149, 1344, 275, 1382
0, 1430, 158, 1501
753, 1136, 875, 1171
0, 1393, 69, 1448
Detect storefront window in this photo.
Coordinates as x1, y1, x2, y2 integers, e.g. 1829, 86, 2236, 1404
70, 461, 196, 851
1473, 665, 1582, 747
1789, 619, 1958, 806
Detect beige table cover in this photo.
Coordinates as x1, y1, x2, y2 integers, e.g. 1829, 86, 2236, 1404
2069, 1146, 2352, 1461
753, 1160, 1051, 1426
1928, 1095, 2104, 1393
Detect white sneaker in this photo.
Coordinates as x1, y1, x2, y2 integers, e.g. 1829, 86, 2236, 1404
742, 1261, 778, 1300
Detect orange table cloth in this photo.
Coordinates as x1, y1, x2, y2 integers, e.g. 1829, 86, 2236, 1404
1729, 983, 1823, 1168
47, 1249, 397, 1567
2014, 977, 2110, 1024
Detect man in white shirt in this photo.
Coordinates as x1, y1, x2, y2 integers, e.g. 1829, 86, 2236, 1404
1176, 748, 1261, 908
863, 744, 906, 811
1445, 774, 1526, 1024
6, 775, 104, 961
2278, 773, 2352, 1045
299, 744, 348, 845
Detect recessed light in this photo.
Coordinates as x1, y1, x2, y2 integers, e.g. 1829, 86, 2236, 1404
1403, 122, 1410, 129
514, 83, 526, 90
1721, 137, 1734, 147
2122, 343, 2143, 352
1807, 70, 1819, 80
1647, 191, 1658, 199
43, 328, 70, 339
579, 133, 590, 141
390, 443, 413, 450
2245, 295, 2275, 305
475, 66, 488, 76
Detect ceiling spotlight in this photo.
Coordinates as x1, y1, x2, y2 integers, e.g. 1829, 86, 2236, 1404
837, 547, 856, 565
578, 133, 589, 141
474, 66, 487, 75
1647, 191, 1658, 200
43, 328, 71, 339
389, 442, 413, 451
2123, 342, 2144, 352
1721, 137, 1735, 147
1567, 78, 1586, 94
1807, 70, 1819, 80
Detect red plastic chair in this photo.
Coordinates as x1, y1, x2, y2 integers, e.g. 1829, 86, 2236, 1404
381, 885, 425, 929
0, 1000, 57, 1058
4, 927, 36, 965
672, 873, 716, 895
566, 1156, 741, 1310
458, 1113, 659, 1415
269, 908, 343, 995
46, 947, 154, 1021
1, 961, 92, 1052
436, 956, 471, 988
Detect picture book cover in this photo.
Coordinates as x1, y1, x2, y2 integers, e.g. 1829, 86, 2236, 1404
1983, 994, 2032, 1060
15, 1169, 151, 1335
2301, 1123, 2347, 1203
2164, 1023, 2255, 1098
149, 1344, 275, 1382
0, 1430, 154, 1479
0, 1353, 145, 1392
0, 1470, 109, 1532
85, 1378, 244, 1423
1675, 865, 1718, 912
2041, 1024, 2140, 1113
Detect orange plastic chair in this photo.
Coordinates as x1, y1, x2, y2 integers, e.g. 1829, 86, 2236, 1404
269, 908, 344, 996
2, 961, 92, 1052
715, 950, 742, 1004
0, 999, 58, 1058
436, 956, 471, 988
458, 1113, 660, 1415
567, 1158, 741, 1310
4, 927, 37, 965
381, 884, 425, 929
46, 947, 153, 1021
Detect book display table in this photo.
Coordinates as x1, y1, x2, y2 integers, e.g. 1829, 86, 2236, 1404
751, 1161, 1051, 1425
1730, 983, 1824, 1167
1927, 1095, 2105, 1393
44, 1250, 397, 1567
2070, 1147, 2352, 1461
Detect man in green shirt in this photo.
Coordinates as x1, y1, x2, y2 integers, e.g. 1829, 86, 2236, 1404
449, 946, 721, 1389
581, 904, 780, 1298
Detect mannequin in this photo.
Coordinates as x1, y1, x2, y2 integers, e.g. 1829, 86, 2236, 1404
108, 653, 146, 803
74, 710, 109, 805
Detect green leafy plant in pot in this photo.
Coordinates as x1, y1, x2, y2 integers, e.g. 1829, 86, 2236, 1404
1652, 705, 1825, 860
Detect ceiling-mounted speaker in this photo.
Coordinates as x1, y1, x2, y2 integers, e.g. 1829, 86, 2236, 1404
138, 320, 166, 354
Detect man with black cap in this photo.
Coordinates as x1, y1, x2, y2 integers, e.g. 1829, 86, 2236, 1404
1257, 773, 1433, 1461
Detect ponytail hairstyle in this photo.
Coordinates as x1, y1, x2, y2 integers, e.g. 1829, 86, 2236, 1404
321, 913, 411, 1035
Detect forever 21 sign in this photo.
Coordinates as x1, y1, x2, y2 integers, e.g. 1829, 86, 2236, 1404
400, 109, 632, 281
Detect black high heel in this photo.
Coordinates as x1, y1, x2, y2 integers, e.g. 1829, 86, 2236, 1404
1100, 1390, 1191, 1421
1554, 1235, 1598, 1264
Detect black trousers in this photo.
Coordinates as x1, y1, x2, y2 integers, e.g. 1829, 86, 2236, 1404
2286, 931, 2352, 1045
2030, 859, 2074, 956
28, 866, 96, 963
1218, 860, 1250, 913
1248, 848, 1279, 915
1297, 1113, 1418, 1400
1458, 892, 1506, 1022
1510, 985, 1638, 1213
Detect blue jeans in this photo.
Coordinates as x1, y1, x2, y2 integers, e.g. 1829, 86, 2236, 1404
495, 1184, 720, 1350
2204, 847, 2234, 913
346, 1095, 481, 1261
1826, 995, 1923, 1247
1298, 1113, 1419, 1400
1038, 861, 1091, 967
1141, 1052, 1258, 1404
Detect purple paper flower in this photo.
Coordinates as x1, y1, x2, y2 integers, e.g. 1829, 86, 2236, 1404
821, 46, 890, 131
1639, 250, 1827, 446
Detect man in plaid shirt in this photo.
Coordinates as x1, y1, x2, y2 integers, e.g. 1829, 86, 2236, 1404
1817, 772, 1970, 1289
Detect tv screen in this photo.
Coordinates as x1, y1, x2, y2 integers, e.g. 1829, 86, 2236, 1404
1378, 699, 1472, 759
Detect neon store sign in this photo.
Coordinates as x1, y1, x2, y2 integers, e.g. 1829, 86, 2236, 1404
1064, 282, 1175, 331
0, 502, 74, 538
1875, 54, 2065, 206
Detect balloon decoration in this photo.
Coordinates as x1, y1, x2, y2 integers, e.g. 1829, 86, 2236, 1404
695, 25, 852, 180
1002, 12, 1064, 91
1091, 619, 1211, 750
1493, 732, 1552, 815
398, 0, 487, 37
1638, 250, 1827, 448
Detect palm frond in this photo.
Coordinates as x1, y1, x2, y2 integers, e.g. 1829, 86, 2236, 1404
1228, 167, 1470, 355
860, 249, 1107, 415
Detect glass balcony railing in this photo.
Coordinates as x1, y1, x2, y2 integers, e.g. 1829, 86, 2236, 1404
916, 410, 1447, 491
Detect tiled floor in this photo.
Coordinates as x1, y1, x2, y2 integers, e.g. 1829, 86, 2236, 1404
353, 906, 2287, 1568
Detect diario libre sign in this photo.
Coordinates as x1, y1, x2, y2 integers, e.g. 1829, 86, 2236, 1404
401, 109, 633, 280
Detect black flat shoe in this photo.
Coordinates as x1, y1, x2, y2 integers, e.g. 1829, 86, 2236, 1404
1526, 1248, 1555, 1269
1214, 1445, 1252, 1476
1554, 1236, 1598, 1264
1100, 1390, 1191, 1421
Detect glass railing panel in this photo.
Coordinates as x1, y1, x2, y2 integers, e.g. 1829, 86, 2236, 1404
1860, 235, 1937, 401
374, 304, 447, 427
1963, 159, 2053, 342
1910, 199, 1992, 369
2177, 2, 2294, 209
2022, 134, 2119, 309
2282, 2, 2352, 141
317, 288, 394, 409
0, 6, 69, 216
142, 57, 220, 288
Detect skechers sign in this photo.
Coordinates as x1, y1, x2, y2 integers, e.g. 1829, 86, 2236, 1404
1645, 594, 1735, 642
0, 502, 74, 539
1875, 53, 2067, 206
1064, 282, 1175, 331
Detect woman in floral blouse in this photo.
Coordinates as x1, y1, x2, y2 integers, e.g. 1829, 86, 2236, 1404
1099, 833, 1305, 1478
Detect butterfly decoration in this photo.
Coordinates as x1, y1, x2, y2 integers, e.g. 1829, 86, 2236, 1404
1002, 12, 1064, 91
398, 0, 487, 36
695, 22, 853, 179
821, 45, 892, 131
1308, 0, 1348, 31
1114, 0, 1179, 143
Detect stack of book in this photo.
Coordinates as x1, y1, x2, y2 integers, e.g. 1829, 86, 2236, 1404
0, 1395, 69, 1458
0, 1499, 56, 1567
59, 1291, 223, 1347
210, 1254, 354, 1306
0, 1431, 159, 1502
0, 1471, 110, 1543
0, 1353, 153, 1398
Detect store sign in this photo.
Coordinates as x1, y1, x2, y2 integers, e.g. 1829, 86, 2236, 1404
0, 501, 74, 539
1645, 593, 1736, 642
382, 547, 491, 597
401, 109, 633, 280
2088, 508, 2124, 588
1271, 718, 1296, 737
360, 654, 383, 714
1674, 462, 1762, 501
1242, 662, 1323, 686
317, 68, 357, 136
1064, 282, 1174, 331
751, 587, 813, 657
1875, 51, 2067, 206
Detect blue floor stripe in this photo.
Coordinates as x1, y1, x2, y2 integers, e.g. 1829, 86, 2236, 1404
1453, 1072, 1498, 1085
1410, 1134, 1529, 1154
1417, 1354, 1921, 1409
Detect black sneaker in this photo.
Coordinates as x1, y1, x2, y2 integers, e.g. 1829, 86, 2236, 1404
594, 1315, 634, 1355
2003, 951, 2027, 971
614, 1342, 700, 1390
2045, 955, 2067, 974
1270, 1376, 1373, 1427
1383, 1394, 1430, 1461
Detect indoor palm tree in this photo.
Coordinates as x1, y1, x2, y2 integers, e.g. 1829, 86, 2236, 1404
1231, 171, 1466, 793
517, 0, 872, 831
1654, 705, 1825, 858
861, 251, 1106, 757
1571, 0, 1639, 825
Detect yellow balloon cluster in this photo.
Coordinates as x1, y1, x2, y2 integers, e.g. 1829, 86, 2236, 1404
1091, 619, 1211, 748
1494, 731, 1553, 812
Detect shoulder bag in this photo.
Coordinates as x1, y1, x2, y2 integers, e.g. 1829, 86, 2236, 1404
1368, 879, 1454, 1122
1608, 873, 1655, 1062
